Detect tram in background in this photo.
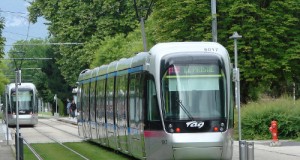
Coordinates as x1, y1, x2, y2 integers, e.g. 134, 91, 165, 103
3, 83, 38, 126
77, 42, 234, 160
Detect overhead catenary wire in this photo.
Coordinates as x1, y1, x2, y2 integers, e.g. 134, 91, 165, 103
4, 43, 84, 46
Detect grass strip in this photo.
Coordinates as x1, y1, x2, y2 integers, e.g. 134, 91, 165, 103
31, 143, 84, 160
24, 145, 38, 160
29, 142, 135, 160
64, 142, 133, 160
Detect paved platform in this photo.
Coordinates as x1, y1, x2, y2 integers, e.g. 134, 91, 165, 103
0, 121, 14, 160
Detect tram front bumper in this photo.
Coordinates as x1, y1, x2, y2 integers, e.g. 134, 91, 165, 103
171, 132, 227, 160
173, 146, 222, 160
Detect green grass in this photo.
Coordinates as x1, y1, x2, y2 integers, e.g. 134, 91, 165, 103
27, 142, 134, 160
31, 143, 82, 160
24, 145, 38, 160
65, 142, 134, 160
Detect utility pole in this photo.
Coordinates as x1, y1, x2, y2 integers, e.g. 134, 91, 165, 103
133, 0, 154, 52
15, 69, 21, 160
211, 0, 217, 42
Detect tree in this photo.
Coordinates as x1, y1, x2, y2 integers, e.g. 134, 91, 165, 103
0, 16, 4, 58
0, 16, 9, 93
148, 0, 300, 102
27, 0, 300, 103
91, 28, 154, 67
28, 0, 147, 85
6, 39, 73, 106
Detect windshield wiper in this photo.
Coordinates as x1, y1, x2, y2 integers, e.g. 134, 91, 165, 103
175, 98, 194, 121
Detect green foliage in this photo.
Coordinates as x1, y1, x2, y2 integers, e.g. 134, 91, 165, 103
0, 62, 9, 93
239, 97, 300, 140
28, 0, 144, 85
57, 98, 65, 116
0, 16, 8, 92
5, 39, 73, 104
149, 0, 212, 42
224, 0, 300, 101
91, 28, 154, 67
0, 16, 5, 57
27, 0, 300, 103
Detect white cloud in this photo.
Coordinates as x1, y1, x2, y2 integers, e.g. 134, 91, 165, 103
5, 15, 29, 27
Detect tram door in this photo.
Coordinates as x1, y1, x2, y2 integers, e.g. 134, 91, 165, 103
128, 73, 146, 159
115, 74, 129, 152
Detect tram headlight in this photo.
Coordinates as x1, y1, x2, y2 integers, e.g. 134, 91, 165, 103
220, 123, 225, 132
168, 124, 174, 133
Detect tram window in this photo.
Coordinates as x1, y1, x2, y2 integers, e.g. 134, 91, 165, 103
147, 79, 159, 121
128, 72, 145, 129
90, 81, 96, 121
77, 84, 82, 115
106, 77, 115, 124
82, 83, 90, 121
115, 74, 128, 123
95, 78, 106, 122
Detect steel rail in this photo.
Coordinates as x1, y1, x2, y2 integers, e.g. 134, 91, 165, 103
38, 119, 82, 139
32, 127, 89, 160
23, 138, 44, 160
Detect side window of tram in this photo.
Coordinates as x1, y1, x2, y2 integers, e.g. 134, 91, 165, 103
147, 79, 159, 121
145, 75, 162, 130
129, 73, 143, 127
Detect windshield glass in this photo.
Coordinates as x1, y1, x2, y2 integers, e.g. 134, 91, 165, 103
162, 63, 226, 120
11, 90, 33, 110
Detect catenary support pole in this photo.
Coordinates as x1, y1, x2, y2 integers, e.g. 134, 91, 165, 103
211, 0, 217, 42
140, 17, 147, 51
15, 69, 20, 160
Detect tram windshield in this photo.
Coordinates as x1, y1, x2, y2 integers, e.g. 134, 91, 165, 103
162, 63, 226, 120
11, 90, 34, 111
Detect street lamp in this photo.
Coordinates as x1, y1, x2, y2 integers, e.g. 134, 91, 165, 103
230, 31, 242, 139
230, 32, 244, 160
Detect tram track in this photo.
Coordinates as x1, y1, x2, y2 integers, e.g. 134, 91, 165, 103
15, 118, 88, 160
23, 138, 43, 160
38, 118, 83, 140
31, 127, 89, 160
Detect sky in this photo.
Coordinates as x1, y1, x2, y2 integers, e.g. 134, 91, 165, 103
0, 0, 48, 53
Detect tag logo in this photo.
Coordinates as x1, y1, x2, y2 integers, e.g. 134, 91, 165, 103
186, 121, 205, 129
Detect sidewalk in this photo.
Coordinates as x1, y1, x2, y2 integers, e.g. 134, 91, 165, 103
232, 140, 300, 160
0, 121, 14, 160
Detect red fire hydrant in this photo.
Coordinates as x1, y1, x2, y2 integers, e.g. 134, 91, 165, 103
269, 120, 278, 142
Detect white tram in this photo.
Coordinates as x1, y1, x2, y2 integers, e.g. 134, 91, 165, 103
77, 42, 234, 160
3, 83, 38, 126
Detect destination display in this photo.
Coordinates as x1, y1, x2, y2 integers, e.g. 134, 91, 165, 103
168, 64, 219, 75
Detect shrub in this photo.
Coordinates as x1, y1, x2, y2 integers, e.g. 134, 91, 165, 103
235, 97, 300, 140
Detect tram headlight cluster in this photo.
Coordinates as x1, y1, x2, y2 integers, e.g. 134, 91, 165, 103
214, 122, 225, 132
168, 123, 174, 133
